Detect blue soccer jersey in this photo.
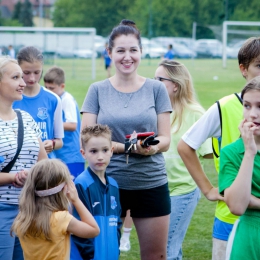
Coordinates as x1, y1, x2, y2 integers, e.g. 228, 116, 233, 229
13, 86, 64, 158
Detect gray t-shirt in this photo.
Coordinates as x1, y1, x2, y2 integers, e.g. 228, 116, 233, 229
81, 78, 172, 190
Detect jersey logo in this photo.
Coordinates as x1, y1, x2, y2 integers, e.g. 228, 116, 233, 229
92, 202, 100, 208
37, 107, 48, 120
110, 196, 117, 210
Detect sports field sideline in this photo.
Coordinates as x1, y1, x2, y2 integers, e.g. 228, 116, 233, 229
42, 58, 245, 260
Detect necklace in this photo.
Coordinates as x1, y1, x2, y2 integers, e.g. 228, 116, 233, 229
119, 93, 133, 108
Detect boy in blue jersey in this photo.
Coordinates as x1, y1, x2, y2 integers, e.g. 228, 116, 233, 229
71, 124, 122, 260
13, 46, 64, 159
44, 66, 85, 178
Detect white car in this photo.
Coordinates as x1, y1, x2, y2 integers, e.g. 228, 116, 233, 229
195, 39, 222, 58
73, 49, 97, 59
226, 40, 245, 59
141, 41, 167, 59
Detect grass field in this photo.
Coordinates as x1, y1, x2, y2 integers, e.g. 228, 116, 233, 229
43, 58, 245, 260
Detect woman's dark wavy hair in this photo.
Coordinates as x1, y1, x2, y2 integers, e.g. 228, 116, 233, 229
108, 19, 142, 52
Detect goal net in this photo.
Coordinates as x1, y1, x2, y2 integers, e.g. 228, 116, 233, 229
0, 27, 97, 79
222, 21, 260, 68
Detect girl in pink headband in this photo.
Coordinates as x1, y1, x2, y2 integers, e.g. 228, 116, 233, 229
11, 159, 100, 260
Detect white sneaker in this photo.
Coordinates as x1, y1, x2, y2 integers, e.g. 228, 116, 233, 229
119, 238, 131, 252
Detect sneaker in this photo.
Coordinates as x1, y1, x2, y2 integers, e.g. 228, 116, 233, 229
119, 238, 131, 252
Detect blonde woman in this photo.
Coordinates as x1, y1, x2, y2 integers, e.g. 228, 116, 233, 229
155, 60, 213, 260
0, 56, 47, 260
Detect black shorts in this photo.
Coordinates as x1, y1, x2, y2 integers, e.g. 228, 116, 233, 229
105, 64, 110, 70
119, 183, 171, 218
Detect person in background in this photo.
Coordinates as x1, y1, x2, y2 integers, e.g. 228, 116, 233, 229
44, 66, 85, 178
71, 124, 122, 260
177, 37, 260, 259
155, 59, 212, 260
219, 76, 260, 260
13, 46, 64, 158
81, 19, 172, 260
8, 45, 15, 59
11, 159, 99, 260
0, 56, 47, 260
164, 44, 174, 60
102, 43, 112, 78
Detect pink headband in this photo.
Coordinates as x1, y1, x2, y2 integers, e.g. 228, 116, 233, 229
35, 182, 66, 197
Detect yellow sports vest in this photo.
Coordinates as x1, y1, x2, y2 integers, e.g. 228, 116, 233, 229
212, 93, 243, 224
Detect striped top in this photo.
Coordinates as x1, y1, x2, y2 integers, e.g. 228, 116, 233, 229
0, 110, 41, 204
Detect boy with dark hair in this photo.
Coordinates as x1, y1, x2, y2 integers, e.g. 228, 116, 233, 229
71, 124, 122, 260
44, 66, 85, 178
178, 37, 260, 260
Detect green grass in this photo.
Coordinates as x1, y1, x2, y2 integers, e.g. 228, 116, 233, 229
42, 58, 245, 260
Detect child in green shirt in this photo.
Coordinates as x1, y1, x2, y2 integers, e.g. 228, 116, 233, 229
219, 76, 260, 260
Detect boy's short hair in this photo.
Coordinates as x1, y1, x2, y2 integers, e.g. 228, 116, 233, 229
238, 37, 260, 69
44, 66, 65, 85
81, 124, 112, 148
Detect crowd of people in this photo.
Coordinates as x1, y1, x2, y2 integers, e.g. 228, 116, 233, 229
0, 18, 260, 260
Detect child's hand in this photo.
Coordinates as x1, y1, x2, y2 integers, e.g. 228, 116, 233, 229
13, 170, 28, 187
64, 180, 79, 204
43, 140, 53, 154
239, 119, 258, 155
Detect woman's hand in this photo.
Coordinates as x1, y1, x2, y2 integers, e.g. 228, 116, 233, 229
239, 119, 258, 156
64, 180, 79, 204
131, 139, 159, 156
127, 131, 159, 156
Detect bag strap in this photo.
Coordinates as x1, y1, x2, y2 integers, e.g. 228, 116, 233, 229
1, 110, 24, 173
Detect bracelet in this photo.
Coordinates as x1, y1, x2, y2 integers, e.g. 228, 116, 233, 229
52, 139, 56, 150
116, 143, 119, 154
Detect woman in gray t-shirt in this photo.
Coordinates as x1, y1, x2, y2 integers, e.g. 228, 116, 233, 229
81, 19, 172, 260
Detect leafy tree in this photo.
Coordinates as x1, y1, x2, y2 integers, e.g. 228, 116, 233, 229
12, 1, 22, 20
230, 0, 260, 21
53, 0, 135, 36
51, 0, 260, 39
19, 0, 33, 26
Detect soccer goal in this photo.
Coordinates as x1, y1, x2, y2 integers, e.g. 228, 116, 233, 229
0, 27, 97, 79
222, 21, 260, 68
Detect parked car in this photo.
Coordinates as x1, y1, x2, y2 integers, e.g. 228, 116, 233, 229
55, 48, 96, 59
151, 37, 196, 58
226, 40, 246, 59
173, 42, 196, 58
141, 42, 167, 58
55, 48, 75, 58
195, 39, 222, 58
73, 49, 97, 59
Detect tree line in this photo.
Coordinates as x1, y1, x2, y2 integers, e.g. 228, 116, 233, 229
1, 0, 259, 39
0, 0, 33, 27
52, 0, 260, 39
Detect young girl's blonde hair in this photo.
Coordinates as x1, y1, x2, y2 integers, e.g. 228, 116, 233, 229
159, 59, 204, 133
11, 159, 71, 241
